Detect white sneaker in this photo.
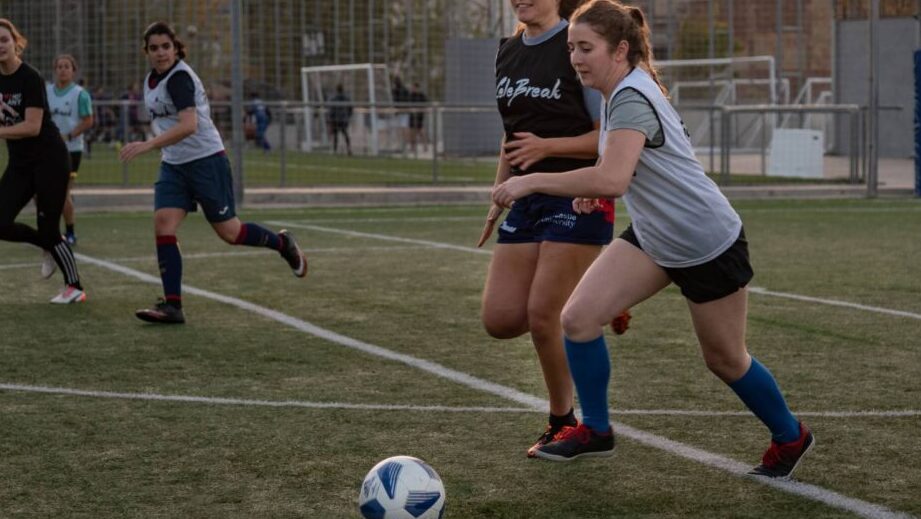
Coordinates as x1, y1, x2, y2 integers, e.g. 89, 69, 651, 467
50, 285, 87, 304
41, 250, 57, 279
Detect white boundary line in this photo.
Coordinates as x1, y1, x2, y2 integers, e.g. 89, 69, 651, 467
0, 246, 433, 271
0, 384, 533, 414
749, 287, 921, 321
269, 221, 491, 256
2, 383, 919, 418
273, 220, 921, 322
39, 251, 909, 519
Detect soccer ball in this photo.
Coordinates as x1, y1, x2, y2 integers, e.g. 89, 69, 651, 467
358, 455, 446, 519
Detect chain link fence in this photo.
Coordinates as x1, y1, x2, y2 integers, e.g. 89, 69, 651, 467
0, 0, 913, 188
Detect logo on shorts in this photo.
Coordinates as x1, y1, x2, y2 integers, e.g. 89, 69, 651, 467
499, 221, 517, 233
218, 206, 229, 215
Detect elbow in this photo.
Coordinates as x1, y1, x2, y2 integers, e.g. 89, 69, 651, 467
596, 174, 629, 199
29, 125, 42, 138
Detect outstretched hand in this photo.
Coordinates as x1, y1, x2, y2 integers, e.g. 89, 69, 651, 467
476, 204, 505, 248
491, 176, 532, 209
504, 132, 547, 171
119, 141, 154, 163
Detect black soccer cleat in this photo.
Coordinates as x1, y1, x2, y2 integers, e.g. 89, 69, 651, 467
135, 299, 186, 324
527, 422, 573, 458
278, 229, 308, 278
749, 422, 814, 479
533, 423, 616, 462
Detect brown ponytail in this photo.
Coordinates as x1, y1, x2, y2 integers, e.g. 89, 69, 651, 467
570, 0, 668, 96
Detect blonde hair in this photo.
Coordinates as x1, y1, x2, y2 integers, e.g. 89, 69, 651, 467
0, 18, 27, 56
570, 0, 667, 95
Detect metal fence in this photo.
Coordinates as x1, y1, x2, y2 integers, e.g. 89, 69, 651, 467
0, 0, 914, 191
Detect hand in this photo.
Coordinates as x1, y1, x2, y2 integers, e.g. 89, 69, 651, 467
572, 197, 602, 214
491, 176, 532, 209
504, 132, 548, 171
476, 204, 505, 248
119, 141, 153, 162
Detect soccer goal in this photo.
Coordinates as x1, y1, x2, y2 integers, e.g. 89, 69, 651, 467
300, 63, 393, 155
655, 56, 781, 150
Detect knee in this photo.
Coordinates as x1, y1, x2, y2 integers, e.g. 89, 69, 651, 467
526, 305, 560, 342
703, 351, 750, 383
482, 312, 527, 340
560, 303, 602, 342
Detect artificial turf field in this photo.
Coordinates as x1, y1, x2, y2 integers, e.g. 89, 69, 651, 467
1, 199, 919, 518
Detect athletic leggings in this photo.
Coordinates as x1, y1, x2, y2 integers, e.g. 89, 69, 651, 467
0, 146, 72, 251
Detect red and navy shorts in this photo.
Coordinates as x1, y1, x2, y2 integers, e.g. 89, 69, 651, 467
497, 193, 614, 245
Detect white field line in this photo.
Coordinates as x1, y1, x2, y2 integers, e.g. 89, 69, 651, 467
270, 221, 491, 256
248, 160, 477, 182
749, 287, 921, 321
0, 246, 432, 271
273, 220, 921, 323
0, 384, 532, 414
2, 383, 918, 419
30, 251, 909, 519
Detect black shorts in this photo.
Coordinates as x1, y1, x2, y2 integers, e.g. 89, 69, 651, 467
619, 225, 754, 303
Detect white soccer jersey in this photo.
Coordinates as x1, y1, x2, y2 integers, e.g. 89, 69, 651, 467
47, 82, 88, 152
600, 67, 742, 268
144, 60, 224, 165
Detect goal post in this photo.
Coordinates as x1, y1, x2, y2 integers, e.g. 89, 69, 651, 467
300, 63, 393, 155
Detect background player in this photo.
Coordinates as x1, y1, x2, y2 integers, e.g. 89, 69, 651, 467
120, 22, 307, 324
0, 18, 85, 303
47, 54, 94, 246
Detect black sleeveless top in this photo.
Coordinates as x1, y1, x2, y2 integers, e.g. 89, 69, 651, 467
495, 28, 596, 175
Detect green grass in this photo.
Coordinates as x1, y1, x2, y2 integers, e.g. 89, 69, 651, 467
1, 199, 920, 517
1, 145, 848, 187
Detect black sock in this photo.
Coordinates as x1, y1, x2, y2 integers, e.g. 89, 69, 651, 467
66, 224, 75, 235
549, 408, 577, 428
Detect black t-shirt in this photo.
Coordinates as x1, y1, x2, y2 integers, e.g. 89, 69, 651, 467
495, 29, 596, 174
0, 62, 64, 161
147, 61, 196, 111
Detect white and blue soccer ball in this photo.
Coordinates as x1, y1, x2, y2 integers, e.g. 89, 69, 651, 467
358, 455, 446, 519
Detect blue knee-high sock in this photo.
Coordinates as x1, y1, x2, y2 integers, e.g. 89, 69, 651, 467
234, 223, 282, 251
729, 357, 800, 443
564, 335, 611, 433
156, 235, 182, 306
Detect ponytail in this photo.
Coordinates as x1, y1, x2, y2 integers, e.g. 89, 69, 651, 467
571, 0, 668, 96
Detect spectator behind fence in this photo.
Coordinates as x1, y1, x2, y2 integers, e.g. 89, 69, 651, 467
391, 75, 410, 152
247, 92, 271, 152
408, 82, 428, 154
327, 84, 352, 155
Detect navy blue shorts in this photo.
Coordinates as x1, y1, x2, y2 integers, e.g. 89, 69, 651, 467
154, 152, 237, 223
619, 225, 754, 303
497, 193, 614, 245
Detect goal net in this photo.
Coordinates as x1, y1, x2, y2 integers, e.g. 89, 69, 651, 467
655, 56, 782, 150
300, 63, 393, 154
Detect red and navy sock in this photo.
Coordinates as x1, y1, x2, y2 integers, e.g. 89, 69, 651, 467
156, 235, 182, 307
234, 223, 283, 251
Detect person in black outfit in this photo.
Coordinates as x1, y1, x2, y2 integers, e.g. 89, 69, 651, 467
408, 82, 428, 153
327, 84, 352, 155
0, 18, 85, 304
